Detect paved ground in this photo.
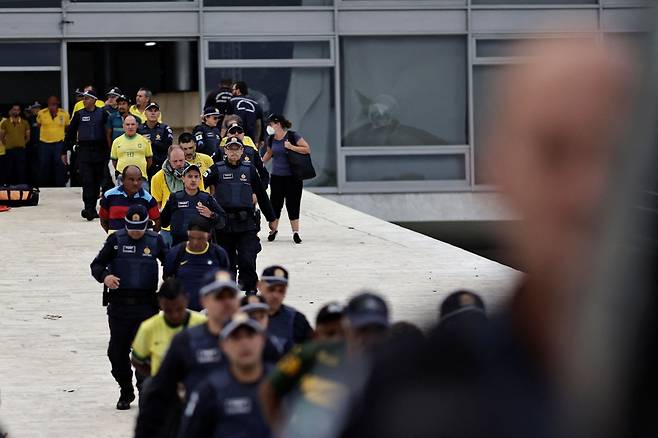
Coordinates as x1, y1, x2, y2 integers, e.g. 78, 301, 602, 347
0, 188, 519, 437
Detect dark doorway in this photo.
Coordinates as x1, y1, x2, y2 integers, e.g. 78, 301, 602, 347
67, 41, 198, 104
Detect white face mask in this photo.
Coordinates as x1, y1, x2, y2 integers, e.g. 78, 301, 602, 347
266, 125, 276, 136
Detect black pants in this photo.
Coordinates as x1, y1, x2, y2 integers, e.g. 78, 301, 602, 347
4, 148, 26, 185
107, 311, 156, 391
216, 231, 261, 291
78, 160, 106, 211
270, 174, 303, 221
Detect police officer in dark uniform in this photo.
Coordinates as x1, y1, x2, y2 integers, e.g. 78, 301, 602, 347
160, 163, 225, 246
193, 107, 222, 157
103, 86, 122, 116
135, 270, 240, 438
204, 78, 234, 116
178, 313, 272, 438
138, 101, 174, 180
63, 88, 110, 220
203, 137, 276, 293
90, 204, 168, 410
230, 81, 263, 143
215, 121, 269, 190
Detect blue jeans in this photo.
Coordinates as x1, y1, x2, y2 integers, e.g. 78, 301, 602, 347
38, 141, 66, 187
159, 230, 173, 249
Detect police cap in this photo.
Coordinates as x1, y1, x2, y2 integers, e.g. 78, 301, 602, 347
182, 163, 200, 176
145, 102, 160, 111
316, 302, 345, 325
124, 204, 149, 231
345, 292, 389, 329
81, 88, 99, 101
261, 265, 288, 285
106, 87, 123, 97
239, 294, 269, 314
224, 137, 244, 151
199, 269, 240, 298
227, 122, 244, 134
202, 106, 221, 118
220, 312, 264, 340
116, 94, 130, 103
438, 290, 486, 322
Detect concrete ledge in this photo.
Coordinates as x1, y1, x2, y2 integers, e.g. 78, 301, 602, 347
0, 188, 518, 436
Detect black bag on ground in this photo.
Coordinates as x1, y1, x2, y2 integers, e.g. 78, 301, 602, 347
0, 185, 40, 207
267, 131, 316, 181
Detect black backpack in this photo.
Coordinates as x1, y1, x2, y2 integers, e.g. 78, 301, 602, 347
0, 185, 39, 207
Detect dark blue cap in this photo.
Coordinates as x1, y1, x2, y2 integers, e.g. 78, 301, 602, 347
345, 292, 389, 329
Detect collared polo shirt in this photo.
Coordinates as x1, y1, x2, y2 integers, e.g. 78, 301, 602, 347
0, 117, 29, 150
37, 108, 70, 143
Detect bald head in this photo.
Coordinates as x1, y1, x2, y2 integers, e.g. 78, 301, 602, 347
123, 115, 138, 136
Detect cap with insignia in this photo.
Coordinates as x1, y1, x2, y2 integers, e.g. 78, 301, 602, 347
438, 290, 486, 322
227, 122, 244, 134
316, 302, 345, 325
124, 204, 149, 231
106, 87, 122, 97
199, 269, 240, 297
240, 294, 269, 314
220, 312, 264, 339
202, 106, 221, 118
145, 101, 160, 111
345, 292, 389, 329
261, 265, 289, 285
224, 137, 244, 150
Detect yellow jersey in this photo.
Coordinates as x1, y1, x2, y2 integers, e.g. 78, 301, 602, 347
132, 310, 207, 375
189, 152, 214, 177
71, 99, 105, 117
0, 117, 5, 156
36, 108, 70, 143
110, 133, 153, 178
220, 135, 257, 151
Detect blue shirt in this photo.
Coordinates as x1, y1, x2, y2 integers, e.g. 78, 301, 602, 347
271, 131, 302, 177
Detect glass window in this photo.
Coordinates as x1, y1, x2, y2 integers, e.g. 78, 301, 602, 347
0, 43, 60, 66
476, 37, 594, 58
0, 71, 60, 110
346, 154, 466, 182
472, 0, 596, 4
473, 65, 509, 185
341, 36, 467, 147
205, 67, 336, 187
204, 0, 331, 5
209, 41, 330, 60
0, 0, 60, 6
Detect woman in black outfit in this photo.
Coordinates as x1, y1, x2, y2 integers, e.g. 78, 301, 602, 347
262, 113, 311, 244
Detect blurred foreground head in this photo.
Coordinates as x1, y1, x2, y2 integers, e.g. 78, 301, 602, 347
486, 40, 637, 365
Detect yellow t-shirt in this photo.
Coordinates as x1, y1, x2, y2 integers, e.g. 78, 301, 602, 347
129, 105, 162, 123
189, 152, 215, 177
71, 99, 105, 116
220, 135, 257, 151
132, 310, 207, 375
111, 133, 153, 178
37, 108, 70, 143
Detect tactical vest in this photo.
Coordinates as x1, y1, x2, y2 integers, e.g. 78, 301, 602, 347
212, 161, 254, 210
267, 305, 296, 355
184, 324, 223, 396
138, 122, 170, 164
170, 191, 205, 239
110, 229, 160, 292
204, 365, 272, 438
77, 107, 105, 142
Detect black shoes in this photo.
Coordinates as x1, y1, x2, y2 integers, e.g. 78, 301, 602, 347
116, 387, 136, 410
293, 233, 302, 244
80, 208, 98, 221
267, 230, 278, 242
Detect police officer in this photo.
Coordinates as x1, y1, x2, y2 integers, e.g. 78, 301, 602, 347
203, 137, 276, 293
178, 313, 271, 438
230, 81, 263, 143
90, 204, 168, 410
103, 86, 122, 116
135, 270, 240, 438
138, 101, 173, 180
160, 164, 225, 246
216, 121, 269, 190
193, 107, 222, 157
258, 265, 313, 355
204, 78, 233, 116
63, 88, 110, 220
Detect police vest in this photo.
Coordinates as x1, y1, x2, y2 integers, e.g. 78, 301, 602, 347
194, 124, 220, 157
110, 229, 160, 292
212, 161, 254, 210
184, 324, 223, 396
138, 123, 171, 163
169, 191, 206, 238
204, 365, 272, 438
267, 305, 296, 355
77, 108, 105, 142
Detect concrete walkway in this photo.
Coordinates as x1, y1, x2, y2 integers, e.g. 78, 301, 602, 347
0, 188, 518, 437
